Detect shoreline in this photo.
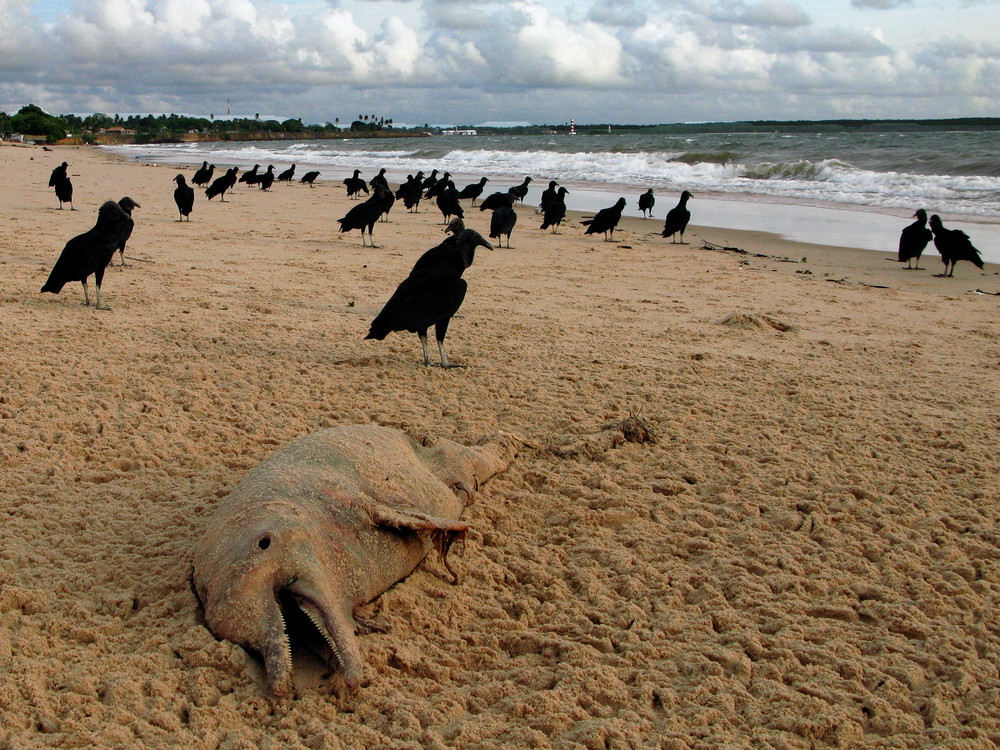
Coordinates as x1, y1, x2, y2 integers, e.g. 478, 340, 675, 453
97, 140, 1000, 264
100, 140, 1000, 274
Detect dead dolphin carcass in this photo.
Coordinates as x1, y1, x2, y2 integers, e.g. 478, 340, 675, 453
192, 424, 517, 697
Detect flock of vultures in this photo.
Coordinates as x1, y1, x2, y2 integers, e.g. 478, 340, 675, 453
41, 158, 986, 367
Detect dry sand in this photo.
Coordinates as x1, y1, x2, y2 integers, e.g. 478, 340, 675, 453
1, 143, 998, 749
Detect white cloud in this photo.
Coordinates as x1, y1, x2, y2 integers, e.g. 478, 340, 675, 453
0, 0, 998, 124
509, 2, 624, 87
156, 0, 213, 33
371, 15, 421, 78
629, 19, 774, 90
317, 7, 371, 75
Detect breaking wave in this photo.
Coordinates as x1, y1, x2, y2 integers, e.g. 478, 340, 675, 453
104, 131, 1000, 219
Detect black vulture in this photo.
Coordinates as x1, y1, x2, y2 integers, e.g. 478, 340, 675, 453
192, 163, 214, 187
256, 165, 276, 191
436, 181, 464, 224
344, 169, 369, 199
396, 174, 416, 200
48, 161, 68, 188
206, 167, 239, 201
638, 189, 655, 218
192, 161, 212, 186
539, 180, 560, 214
373, 183, 395, 222
582, 197, 627, 241
337, 191, 386, 246
49, 162, 74, 210
424, 171, 451, 199
40, 200, 134, 310
510, 176, 532, 204
365, 229, 493, 367
540, 187, 569, 233
479, 188, 519, 212
370, 168, 389, 192
54, 175, 74, 211
409, 219, 466, 276
173, 174, 194, 222
662, 190, 692, 243
421, 169, 441, 197
277, 164, 296, 182
457, 177, 489, 206
243, 165, 269, 187
238, 164, 260, 185
929, 215, 985, 277
396, 172, 425, 212
300, 170, 321, 186
897, 209, 932, 269
111, 196, 141, 267
489, 192, 517, 248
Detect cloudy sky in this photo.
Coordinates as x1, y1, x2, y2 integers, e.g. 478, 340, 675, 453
1, 0, 998, 125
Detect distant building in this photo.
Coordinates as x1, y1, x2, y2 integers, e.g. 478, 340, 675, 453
476, 121, 533, 128
7, 133, 48, 143
441, 128, 477, 136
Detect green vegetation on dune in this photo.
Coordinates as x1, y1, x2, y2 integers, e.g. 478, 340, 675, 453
0, 106, 408, 144
3, 105, 998, 145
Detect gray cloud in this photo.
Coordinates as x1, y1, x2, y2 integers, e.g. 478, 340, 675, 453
850, 0, 912, 8
423, 0, 497, 30
0, 0, 997, 125
707, 0, 811, 28
769, 26, 892, 54
586, 0, 648, 28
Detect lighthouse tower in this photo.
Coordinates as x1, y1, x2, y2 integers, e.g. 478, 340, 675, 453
569, 119, 576, 135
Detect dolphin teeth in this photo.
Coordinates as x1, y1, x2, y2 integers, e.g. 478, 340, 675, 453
277, 606, 293, 671
295, 596, 345, 670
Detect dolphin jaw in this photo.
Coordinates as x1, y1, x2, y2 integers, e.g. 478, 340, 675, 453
272, 579, 364, 691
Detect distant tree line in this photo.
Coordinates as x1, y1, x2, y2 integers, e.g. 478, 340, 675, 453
6, 105, 997, 144
0, 105, 69, 142
350, 114, 394, 132
567, 118, 1000, 135
0, 105, 402, 144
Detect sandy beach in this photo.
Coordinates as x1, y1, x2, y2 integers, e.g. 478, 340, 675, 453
2, 142, 998, 748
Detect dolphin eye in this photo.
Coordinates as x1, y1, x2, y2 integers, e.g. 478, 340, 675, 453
257, 535, 272, 551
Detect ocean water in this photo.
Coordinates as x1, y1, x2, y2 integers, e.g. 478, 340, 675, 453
104, 130, 1000, 261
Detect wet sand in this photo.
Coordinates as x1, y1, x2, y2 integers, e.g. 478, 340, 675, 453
2, 142, 999, 749
111, 143, 1000, 263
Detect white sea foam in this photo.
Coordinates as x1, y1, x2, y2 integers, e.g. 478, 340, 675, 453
105, 132, 1000, 259
110, 139, 1000, 220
